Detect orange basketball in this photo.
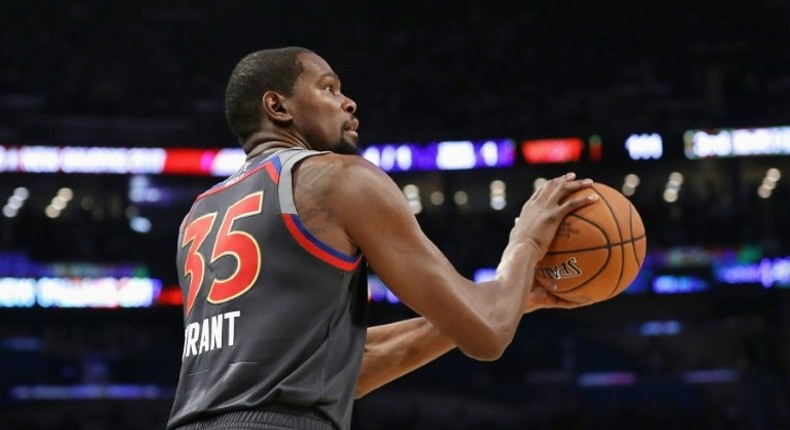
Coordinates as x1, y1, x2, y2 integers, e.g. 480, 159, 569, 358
535, 183, 646, 303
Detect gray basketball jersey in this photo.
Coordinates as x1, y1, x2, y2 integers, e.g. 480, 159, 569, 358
167, 149, 368, 430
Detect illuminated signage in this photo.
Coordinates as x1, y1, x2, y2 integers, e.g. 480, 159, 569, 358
11, 384, 175, 400
625, 133, 663, 160
520, 138, 583, 164
473, 268, 497, 283
0, 252, 148, 278
367, 275, 400, 303
0, 146, 168, 174
714, 256, 790, 288
1, 140, 516, 176
0, 277, 162, 308
684, 126, 790, 158
652, 275, 709, 294
362, 139, 515, 172
0, 145, 241, 176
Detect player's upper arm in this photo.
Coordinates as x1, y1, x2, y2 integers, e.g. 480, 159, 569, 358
325, 155, 502, 357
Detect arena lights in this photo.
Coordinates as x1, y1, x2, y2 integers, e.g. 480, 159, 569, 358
44, 187, 74, 219
682, 369, 740, 384
0, 141, 517, 176
368, 275, 400, 304
684, 125, 790, 158
588, 135, 602, 162
757, 167, 781, 199
578, 371, 636, 387
639, 320, 682, 336
453, 190, 469, 206
473, 268, 497, 282
520, 138, 583, 164
361, 139, 515, 172
0, 276, 162, 308
403, 184, 422, 214
0, 145, 245, 176
489, 180, 506, 210
714, 256, 790, 288
10, 384, 175, 400
663, 171, 683, 203
3, 187, 29, 218
622, 173, 640, 197
429, 191, 445, 206
625, 133, 663, 160
0, 252, 149, 278
575, 368, 740, 387
652, 275, 709, 294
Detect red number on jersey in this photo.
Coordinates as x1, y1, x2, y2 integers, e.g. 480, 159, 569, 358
208, 192, 264, 303
180, 192, 264, 315
181, 213, 217, 315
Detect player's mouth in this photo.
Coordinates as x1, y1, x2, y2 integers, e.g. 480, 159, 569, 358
344, 118, 360, 138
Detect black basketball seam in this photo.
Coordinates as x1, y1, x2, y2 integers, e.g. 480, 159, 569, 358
544, 202, 613, 295
554, 211, 612, 248
593, 185, 626, 300
552, 247, 611, 294
543, 234, 646, 254
542, 238, 645, 294
629, 203, 644, 268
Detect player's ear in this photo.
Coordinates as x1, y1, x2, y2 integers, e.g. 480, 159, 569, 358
262, 91, 292, 123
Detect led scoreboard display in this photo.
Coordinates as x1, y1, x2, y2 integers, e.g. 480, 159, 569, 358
684, 126, 790, 158
520, 138, 584, 164
361, 139, 515, 172
0, 145, 246, 176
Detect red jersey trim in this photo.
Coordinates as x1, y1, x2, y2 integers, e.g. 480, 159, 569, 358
195, 157, 282, 201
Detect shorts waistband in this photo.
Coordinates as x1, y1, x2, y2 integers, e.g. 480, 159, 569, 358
174, 405, 335, 430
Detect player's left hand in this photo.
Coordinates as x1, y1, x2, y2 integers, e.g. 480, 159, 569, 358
523, 281, 591, 313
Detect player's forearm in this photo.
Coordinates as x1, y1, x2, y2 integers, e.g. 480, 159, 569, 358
494, 241, 539, 310
458, 241, 537, 357
355, 317, 456, 399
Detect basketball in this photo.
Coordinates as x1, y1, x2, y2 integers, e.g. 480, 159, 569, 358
534, 183, 647, 303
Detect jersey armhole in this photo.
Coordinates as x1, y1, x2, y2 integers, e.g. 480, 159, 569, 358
278, 151, 363, 272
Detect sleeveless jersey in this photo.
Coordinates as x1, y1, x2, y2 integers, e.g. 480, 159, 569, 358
167, 148, 368, 430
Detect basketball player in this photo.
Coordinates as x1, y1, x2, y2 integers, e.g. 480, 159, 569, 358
167, 47, 598, 430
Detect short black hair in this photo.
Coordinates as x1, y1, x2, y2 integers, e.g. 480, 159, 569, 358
225, 47, 313, 142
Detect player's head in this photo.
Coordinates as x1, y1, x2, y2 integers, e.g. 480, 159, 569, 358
225, 47, 359, 155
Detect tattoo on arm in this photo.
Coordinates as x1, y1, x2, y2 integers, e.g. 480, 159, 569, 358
298, 160, 337, 188
294, 158, 342, 236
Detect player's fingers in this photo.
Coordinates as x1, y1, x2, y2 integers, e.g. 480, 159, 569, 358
561, 177, 594, 193
546, 177, 593, 201
543, 172, 576, 194
529, 173, 574, 200
535, 174, 595, 205
557, 189, 598, 214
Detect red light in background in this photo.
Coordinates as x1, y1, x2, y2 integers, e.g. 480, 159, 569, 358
156, 285, 183, 306
163, 149, 218, 175
520, 138, 584, 164
589, 134, 602, 162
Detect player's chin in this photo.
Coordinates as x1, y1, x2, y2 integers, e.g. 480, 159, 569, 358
335, 137, 361, 155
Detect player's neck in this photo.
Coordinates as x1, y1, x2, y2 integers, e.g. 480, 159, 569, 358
243, 135, 309, 160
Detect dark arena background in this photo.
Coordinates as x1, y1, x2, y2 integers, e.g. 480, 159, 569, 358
2, 2, 790, 429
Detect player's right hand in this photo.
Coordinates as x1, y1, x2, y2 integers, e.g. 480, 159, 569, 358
523, 281, 592, 313
510, 172, 597, 261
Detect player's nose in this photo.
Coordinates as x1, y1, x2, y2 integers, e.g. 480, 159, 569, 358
342, 96, 356, 114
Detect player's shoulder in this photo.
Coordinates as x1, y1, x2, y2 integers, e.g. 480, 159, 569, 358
298, 152, 388, 186
295, 152, 400, 205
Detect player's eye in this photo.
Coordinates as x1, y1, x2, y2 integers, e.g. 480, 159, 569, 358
325, 85, 336, 93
